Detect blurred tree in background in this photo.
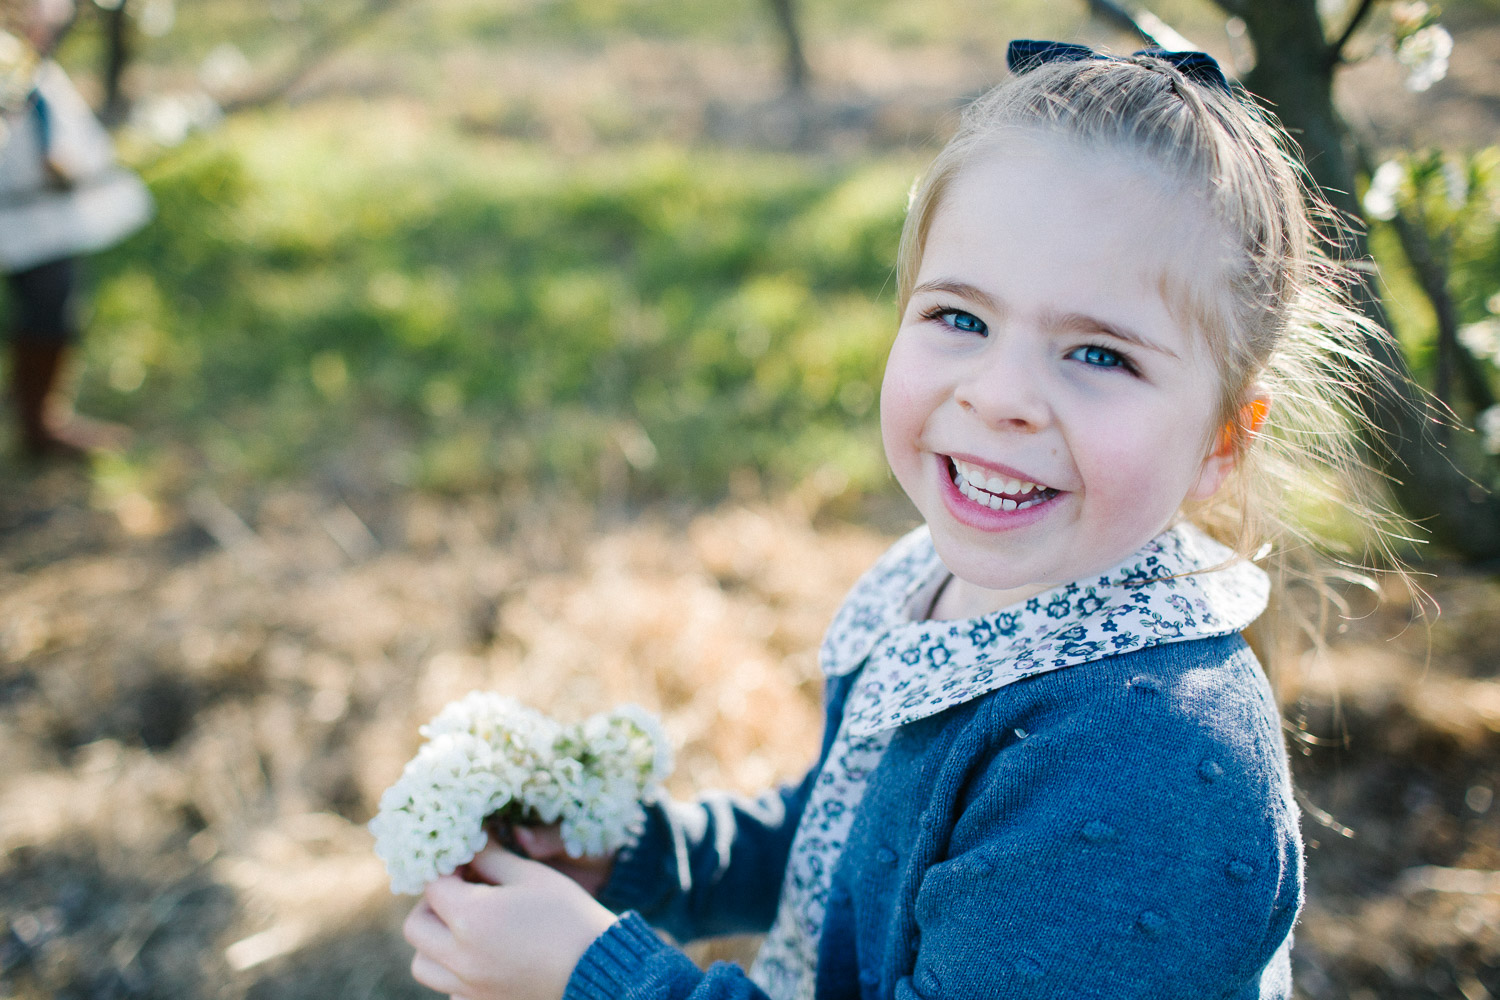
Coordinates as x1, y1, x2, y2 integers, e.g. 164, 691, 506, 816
18, 0, 1500, 562
1221, 0, 1500, 560
1092, 0, 1500, 561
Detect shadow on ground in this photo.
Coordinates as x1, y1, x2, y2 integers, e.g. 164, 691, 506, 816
1, 466, 1497, 999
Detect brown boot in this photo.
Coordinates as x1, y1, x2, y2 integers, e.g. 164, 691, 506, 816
8, 339, 130, 461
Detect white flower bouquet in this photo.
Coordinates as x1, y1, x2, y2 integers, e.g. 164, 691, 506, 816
369, 693, 672, 894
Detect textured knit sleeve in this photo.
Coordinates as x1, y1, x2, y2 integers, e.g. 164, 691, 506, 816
595, 673, 852, 945
563, 911, 777, 1000
596, 767, 819, 944
562, 767, 819, 1000
899, 637, 1302, 999
564, 670, 857, 1000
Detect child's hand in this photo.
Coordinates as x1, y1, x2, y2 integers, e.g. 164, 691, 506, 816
403, 842, 620, 1000
510, 823, 617, 896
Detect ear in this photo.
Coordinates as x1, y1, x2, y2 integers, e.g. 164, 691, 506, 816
1189, 389, 1271, 502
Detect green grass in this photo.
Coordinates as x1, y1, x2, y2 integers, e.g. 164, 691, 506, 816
26, 0, 1500, 515
74, 105, 919, 501
57, 102, 1500, 513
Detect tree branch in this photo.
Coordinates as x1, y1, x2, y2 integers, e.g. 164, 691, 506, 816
1353, 138, 1496, 416
1081, 0, 1203, 53
98, 0, 131, 127
221, 0, 405, 114
1211, 0, 1249, 17
764, 0, 810, 96
1081, 0, 1156, 45
1328, 0, 1379, 67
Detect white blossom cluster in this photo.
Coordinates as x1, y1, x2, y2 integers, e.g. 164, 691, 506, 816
1479, 406, 1500, 456
1363, 159, 1406, 221
1440, 159, 1470, 208
1391, 2, 1453, 94
1364, 153, 1475, 223
1461, 318, 1500, 367
370, 693, 672, 894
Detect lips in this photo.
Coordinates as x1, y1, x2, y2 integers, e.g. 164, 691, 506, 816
944, 456, 1061, 513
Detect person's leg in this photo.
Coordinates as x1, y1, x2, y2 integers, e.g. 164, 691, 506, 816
10, 335, 69, 456
6, 257, 127, 459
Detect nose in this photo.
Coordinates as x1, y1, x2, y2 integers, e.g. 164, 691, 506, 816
952, 338, 1051, 431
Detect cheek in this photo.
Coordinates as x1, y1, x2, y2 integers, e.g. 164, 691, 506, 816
878, 383, 914, 479
1077, 410, 1214, 506
879, 339, 924, 451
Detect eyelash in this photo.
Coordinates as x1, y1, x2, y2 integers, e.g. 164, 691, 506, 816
1068, 343, 1139, 375
919, 304, 986, 335
917, 304, 1140, 376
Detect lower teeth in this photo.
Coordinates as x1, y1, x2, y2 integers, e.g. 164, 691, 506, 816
957, 473, 1045, 510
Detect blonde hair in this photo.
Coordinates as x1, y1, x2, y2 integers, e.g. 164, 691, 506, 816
898, 54, 1419, 668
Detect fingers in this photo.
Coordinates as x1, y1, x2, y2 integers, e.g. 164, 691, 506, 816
465, 843, 538, 886
512, 825, 614, 894
410, 953, 466, 996
406, 902, 468, 995
404, 898, 456, 954
514, 823, 569, 860
405, 855, 618, 1000
560, 856, 615, 897
423, 872, 490, 929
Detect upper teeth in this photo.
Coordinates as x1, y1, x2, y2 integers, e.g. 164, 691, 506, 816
952, 459, 1043, 496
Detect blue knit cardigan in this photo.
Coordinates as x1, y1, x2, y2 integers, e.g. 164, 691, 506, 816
564, 632, 1302, 1000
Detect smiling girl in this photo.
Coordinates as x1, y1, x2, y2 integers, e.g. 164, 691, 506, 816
402, 41, 1409, 999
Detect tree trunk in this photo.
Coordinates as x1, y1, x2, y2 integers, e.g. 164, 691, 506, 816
100, 0, 131, 127
764, 0, 809, 96
221, 0, 406, 114
1227, 0, 1500, 561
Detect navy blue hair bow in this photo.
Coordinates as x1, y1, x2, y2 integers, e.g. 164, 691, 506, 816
1006, 39, 1232, 95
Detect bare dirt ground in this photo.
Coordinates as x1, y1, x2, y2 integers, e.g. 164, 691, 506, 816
0, 460, 1497, 1000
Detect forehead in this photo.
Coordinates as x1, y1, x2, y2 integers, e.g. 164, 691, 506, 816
922, 137, 1233, 352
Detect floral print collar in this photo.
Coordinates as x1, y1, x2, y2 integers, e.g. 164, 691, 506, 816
821, 522, 1269, 738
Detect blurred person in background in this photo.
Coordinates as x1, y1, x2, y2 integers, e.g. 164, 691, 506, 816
0, 0, 150, 461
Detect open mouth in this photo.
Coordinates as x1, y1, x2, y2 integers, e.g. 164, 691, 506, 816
947, 457, 1060, 512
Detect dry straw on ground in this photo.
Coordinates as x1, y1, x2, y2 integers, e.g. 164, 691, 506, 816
1, 470, 1497, 998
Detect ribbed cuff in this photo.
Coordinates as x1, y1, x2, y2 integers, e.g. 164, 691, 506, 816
563, 912, 668, 1000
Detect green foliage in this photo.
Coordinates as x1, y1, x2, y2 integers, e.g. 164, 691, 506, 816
80, 110, 916, 501
50, 0, 1495, 521
1362, 146, 1500, 469
75, 110, 1500, 514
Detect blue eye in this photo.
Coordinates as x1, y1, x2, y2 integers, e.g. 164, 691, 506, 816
1069, 344, 1130, 369
939, 309, 987, 335
916, 304, 988, 335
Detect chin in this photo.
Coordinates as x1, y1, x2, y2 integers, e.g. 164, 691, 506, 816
926, 533, 1052, 599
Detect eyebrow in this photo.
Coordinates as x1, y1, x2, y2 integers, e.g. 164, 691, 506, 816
913, 279, 1004, 315
911, 278, 1180, 360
